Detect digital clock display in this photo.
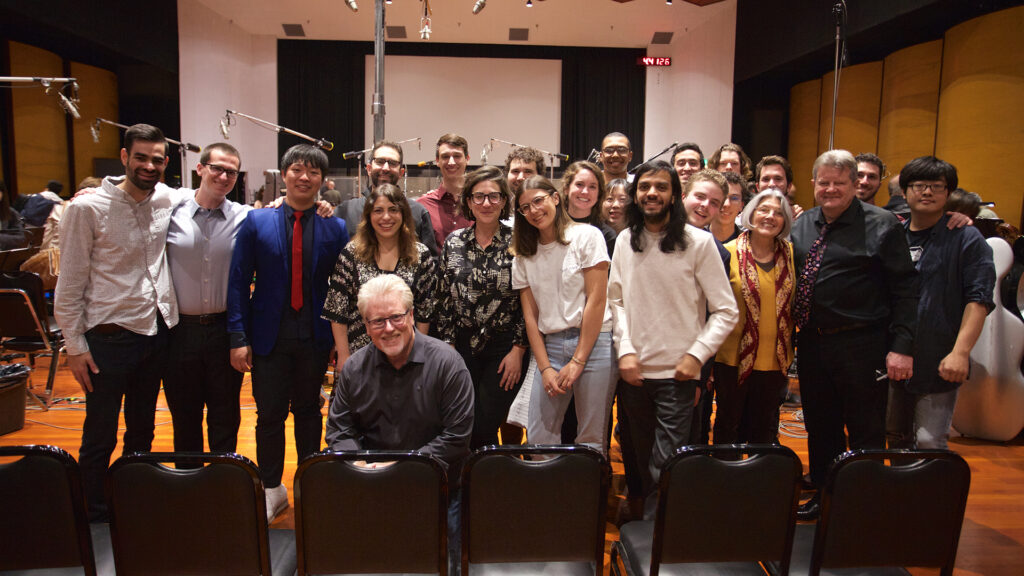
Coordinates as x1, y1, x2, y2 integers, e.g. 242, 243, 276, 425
638, 57, 672, 67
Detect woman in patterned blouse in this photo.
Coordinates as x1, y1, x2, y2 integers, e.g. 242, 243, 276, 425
322, 183, 437, 368
437, 166, 529, 448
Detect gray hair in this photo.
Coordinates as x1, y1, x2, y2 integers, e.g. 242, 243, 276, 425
811, 149, 856, 181
741, 188, 793, 240
357, 274, 414, 319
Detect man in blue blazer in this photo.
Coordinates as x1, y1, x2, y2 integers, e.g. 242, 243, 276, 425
228, 144, 349, 521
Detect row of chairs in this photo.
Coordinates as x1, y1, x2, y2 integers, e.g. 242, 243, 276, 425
0, 270, 64, 409
0, 444, 970, 576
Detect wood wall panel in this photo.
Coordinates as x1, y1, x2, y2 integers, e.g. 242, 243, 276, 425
817, 61, 883, 159
69, 62, 119, 188
9, 41, 68, 198
936, 6, 1024, 227
877, 39, 942, 201
788, 78, 821, 208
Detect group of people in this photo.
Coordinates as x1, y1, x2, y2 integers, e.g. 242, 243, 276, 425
51, 124, 996, 549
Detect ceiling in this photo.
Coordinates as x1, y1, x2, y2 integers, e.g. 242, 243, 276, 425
191, 0, 732, 49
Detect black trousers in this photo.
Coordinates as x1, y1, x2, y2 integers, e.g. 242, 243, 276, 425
251, 337, 330, 487
797, 324, 888, 487
457, 332, 529, 450
163, 319, 244, 454
712, 363, 787, 445
617, 378, 697, 498
79, 321, 168, 521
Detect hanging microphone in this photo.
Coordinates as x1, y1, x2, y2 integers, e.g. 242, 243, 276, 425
316, 139, 334, 152
472, 0, 486, 15
90, 121, 100, 143
57, 92, 80, 119
480, 146, 489, 164
345, 0, 358, 12
219, 118, 230, 139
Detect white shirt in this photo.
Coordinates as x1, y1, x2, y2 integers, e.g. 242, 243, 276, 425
55, 176, 179, 355
511, 223, 612, 334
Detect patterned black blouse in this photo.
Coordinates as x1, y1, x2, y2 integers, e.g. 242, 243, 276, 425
321, 241, 437, 352
437, 223, 526, 354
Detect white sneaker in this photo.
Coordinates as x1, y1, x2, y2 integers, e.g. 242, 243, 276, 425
265, 484, 288, 523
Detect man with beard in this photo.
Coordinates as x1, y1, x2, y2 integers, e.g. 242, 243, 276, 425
600, 132, 634, 183
505, 146, 545, 196
608, 160, 738, 515
55, 123, 179, 521
335, 140, 437, 255
854, 153, 885, 205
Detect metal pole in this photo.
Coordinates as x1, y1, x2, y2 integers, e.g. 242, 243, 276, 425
372, 0, 386, 142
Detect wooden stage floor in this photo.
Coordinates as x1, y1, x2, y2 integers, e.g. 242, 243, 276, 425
2, 358, 1022, 575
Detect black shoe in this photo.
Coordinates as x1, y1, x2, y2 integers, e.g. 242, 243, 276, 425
797, 493, 821, 521
800, 473, 815, 491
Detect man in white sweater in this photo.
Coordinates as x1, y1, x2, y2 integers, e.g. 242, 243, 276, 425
609, 160, 738, 512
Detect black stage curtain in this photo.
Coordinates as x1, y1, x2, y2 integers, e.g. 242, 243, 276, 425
277, 40, 368, 172
277, 40, 646, 168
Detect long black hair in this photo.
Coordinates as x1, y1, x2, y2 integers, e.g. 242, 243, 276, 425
625, 160, 688, 254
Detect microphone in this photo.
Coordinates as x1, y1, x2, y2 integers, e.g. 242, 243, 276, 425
219, 118, 230, 139
342, 149, 364, 160
417, 160, 436, 167
90, 121, 100, 143
345, 0, 358, 12
480, 146, 489, 164
184, 143, 201, 153
833, 0, 845, 26
316, 139, 334, 152
554, 153, 570, 162
57, 92, 80, 119
472, 0, 486, 15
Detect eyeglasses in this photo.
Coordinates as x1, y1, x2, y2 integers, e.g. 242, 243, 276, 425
518, 193, 553, 215
366, 309, 410, 330
908, 182, 947, 193
601, 146, 631, 156
471, 192, 503, 205
372, 158, 402, 169
202, 163, 239, 178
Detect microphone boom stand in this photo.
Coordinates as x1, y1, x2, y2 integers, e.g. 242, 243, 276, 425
95, 117, 200, 188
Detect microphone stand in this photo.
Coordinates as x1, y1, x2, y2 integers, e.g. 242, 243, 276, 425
340, 136, 420, 194
95, 117, 201, 187
489, 138, 570, 179
828, 0, 847, 150
224, 109, 334, 152
629, 140, 678, 175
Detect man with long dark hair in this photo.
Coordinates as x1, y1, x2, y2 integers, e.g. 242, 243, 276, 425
608, 160, 738, 514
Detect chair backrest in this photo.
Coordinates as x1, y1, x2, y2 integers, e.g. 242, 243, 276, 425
0, 270, 51, 333
107, 452, 273, 576
654, 444, 802, 571
294, 450, 448, 575
811, 449, 971, 575
0, 246, 38, 271
0, 445, 96, 575
462, 445, 609, 570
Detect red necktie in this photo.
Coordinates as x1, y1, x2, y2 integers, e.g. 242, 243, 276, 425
291, 211, 303, 311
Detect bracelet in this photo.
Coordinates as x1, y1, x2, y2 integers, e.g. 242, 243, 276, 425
570, 355, 586, 366
541, 366, 556, 374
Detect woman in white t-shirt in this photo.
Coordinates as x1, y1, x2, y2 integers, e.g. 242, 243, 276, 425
511, 175, 617, 454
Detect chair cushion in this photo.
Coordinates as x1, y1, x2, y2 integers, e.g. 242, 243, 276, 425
468, 561, 595, 575
269, 528, 297, 576
769, 524, 909, 576
618, 520, 769, 576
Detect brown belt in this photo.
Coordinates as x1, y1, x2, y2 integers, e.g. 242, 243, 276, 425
179, 312, 227, 325
89, 323, 127, 335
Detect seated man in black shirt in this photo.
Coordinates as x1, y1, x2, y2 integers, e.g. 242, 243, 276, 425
326, 273, 473, 574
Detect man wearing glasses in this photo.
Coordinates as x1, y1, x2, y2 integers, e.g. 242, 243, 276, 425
599, 132, 634, 184
335, 140, 437, 255
326, 273, 473, 574
164, 142, 250, 458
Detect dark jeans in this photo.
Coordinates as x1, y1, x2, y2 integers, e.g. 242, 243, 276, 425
797, 324, 888, 487
615, 380, 644, 498
457, 332, 529, 450
79, 321, 168, 521
163, 319, 244, 455
713, 363, 787, 445
251, 337, 330, 487
617, 377, 697, 499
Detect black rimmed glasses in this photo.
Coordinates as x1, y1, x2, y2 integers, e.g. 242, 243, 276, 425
202, 163, 239, 178
471, 192, 503, 205
366, 309, 410, 330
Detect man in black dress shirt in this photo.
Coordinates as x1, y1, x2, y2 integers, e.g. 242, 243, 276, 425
791, 149, 918, 520
326, 273, 473, 574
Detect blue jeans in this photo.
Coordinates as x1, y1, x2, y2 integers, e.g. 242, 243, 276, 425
527, 330, 616, 454
79, 322, 168, 521
887, 386, 959, 449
